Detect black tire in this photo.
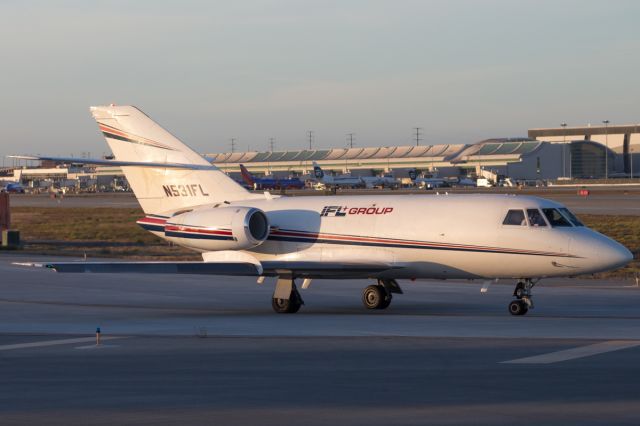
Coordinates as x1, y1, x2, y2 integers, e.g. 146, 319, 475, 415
378, 294, 392, 310
508, 300, 528, 316
272, 297, 291, 313
272, 284, 304, 314
272, 292, 302, 314
362, 285, 384, 309
288, 299, 302, 313
288, 290, 303, 313
271, 297, 302, 314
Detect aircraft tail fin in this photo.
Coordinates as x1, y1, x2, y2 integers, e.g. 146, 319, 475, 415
90, 105, 251, 214
312, 161, 324, 179
239, 164, 256, 187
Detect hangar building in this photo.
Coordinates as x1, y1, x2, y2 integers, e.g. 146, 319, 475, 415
528, 124, 640, 178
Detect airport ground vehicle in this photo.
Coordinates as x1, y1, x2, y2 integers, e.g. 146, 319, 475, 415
12, 105, 633, 315
476, 178, 493, 188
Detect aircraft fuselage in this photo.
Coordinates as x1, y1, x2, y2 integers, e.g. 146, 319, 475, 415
141, 193, 631, 280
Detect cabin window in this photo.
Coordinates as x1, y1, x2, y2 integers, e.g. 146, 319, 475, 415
527, 209, 547, 227
542, 208, 572, 227
559, 208, 584, 226
503, 209, 527, 226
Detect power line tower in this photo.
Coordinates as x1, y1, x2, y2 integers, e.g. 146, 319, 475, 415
603, 120, 610, 180
307, 131, 314, 150
347, 133, 355, 148
230, 138, 237, 153
269, 138, 275, 152
414, 127, 422, 146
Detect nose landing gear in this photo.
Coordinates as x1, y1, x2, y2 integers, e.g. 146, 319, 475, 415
509, 279, 536, 316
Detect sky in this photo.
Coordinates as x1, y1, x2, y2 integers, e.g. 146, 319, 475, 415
1, 0, 639, 164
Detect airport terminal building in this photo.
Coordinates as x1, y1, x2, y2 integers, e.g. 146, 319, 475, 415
207, 123, 640, 181
207, 139, 553, 180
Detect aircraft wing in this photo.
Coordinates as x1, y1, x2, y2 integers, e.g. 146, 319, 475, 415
13, 261, 261, 275
13, 260, 398, 279
7, 155, 216, 170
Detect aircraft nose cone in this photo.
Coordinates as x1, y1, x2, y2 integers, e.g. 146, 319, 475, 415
571, 230, 634, 274
600, 240, 634, 270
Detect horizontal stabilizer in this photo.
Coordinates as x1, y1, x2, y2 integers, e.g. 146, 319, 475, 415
7, 155, 217, 170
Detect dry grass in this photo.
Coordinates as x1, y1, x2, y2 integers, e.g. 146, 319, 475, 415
10, 207, 197, 260
7, 207, 639, 278
579, 214, 640, 278
12, 207, 154, 243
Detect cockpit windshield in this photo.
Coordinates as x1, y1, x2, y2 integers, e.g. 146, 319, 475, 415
503, 207, 584, 228
503, 209, 527, 226
542, 208, 572, 227
527, 209, 547, 227
559, 208, 584, 226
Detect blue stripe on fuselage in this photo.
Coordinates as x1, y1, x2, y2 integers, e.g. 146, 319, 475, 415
267, 235, 571, 257
138, 223, 165, 232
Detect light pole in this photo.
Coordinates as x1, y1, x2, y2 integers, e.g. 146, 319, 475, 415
267, 138, 275, 175
561, 122, 567, 178
347, 133, 355, 149
633, 124, 637, 180
307, 131, 314, 150
414, 127, 422, 146
602, 120, 609, 180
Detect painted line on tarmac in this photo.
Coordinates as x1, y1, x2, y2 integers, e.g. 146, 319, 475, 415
0, 336, 127, 351
75, 344, 121, 350
502, 340, 640, 364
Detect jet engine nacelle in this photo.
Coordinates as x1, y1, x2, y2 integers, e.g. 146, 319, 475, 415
164, 206, 269, 252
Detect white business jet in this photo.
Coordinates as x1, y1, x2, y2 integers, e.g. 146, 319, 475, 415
11, 105, 633, 316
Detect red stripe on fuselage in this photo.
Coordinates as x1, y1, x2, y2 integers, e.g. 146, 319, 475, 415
136, 216, 168, 225
164, 225, 233, 236
269, 229, 571, 258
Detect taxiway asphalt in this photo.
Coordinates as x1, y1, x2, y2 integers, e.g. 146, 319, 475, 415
9, 186, 640, 215
1, 254, 639, 425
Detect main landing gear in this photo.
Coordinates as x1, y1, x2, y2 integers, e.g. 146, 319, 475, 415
362, 279, 403, 310
272, 276, 304, 314
270, 277, 404, 313
508, 279, 536, 316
